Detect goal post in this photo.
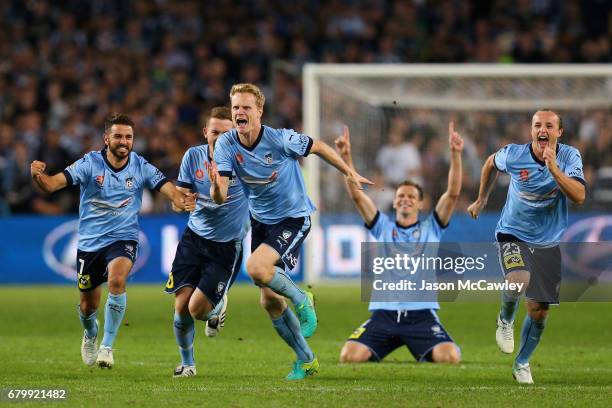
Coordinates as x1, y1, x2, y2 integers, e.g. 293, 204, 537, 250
302, 63, 612, 283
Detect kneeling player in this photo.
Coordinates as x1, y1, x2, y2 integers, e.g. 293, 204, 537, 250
165, 107, 249, 377
336, 123, 463, 364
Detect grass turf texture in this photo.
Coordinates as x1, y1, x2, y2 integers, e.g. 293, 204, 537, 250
0, 284, 610, 407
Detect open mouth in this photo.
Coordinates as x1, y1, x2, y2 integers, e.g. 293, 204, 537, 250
236, 118, 248, 128
537, 135, 549, 149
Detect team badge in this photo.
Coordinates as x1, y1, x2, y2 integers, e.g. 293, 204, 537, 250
236, 153, 245, 166
264, 152, 273, 164
519, 169, 529, 182
125, 177, 134, 189
95, 175, 104, 187
216, 281, 226, 295
195, 169, 204, 179
503, 254, 525, 269
78, 273, 92, 290
412, 228, 420, 239
282, 230, 292, 241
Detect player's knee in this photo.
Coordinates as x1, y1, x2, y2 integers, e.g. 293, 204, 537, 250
107, 276, 126, 293
247, 259, 271, 284
432, 343, 461, 364
339, 343, 371, 363
79, 302, 97, 316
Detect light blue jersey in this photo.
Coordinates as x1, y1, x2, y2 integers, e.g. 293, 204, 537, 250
213, 126, 316, 224
64, 149, 168, 252
367, 210, 447, 312
177, 144, 249, 242
494, 143, 585, 245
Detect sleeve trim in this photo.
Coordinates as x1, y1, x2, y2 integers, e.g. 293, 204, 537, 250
303, 136, 314, 157
63, 169, 74, 185
571, 176, 586, 187
433, 210, 449, 229
218, 171, 233, 178
492, 153, 502, 172
154, 178, 170, 192
364, 211, 381, 230
176, 180, 193, 189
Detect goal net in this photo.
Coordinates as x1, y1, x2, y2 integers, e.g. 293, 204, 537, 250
302, 64, 612, 282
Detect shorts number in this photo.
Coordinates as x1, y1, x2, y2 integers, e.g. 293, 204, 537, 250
502, 243, 525, 269
77, 258, 92, 290
166, 272, 174, 289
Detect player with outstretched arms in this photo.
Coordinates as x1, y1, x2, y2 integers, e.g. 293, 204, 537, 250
336, 123, 463, 365
31, 113, 195, 369
467, 110, 586, 384
208, 83, 372, 380
165, 107, 249, 378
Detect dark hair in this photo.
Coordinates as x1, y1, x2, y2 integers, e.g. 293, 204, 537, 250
537, 109, 563, 129
104, 113, 134, 133
396, 180, 424, 200
207, 106, 232, 124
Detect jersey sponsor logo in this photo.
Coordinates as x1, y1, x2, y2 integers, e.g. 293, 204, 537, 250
195, 169, 204, 179
519, 169, 529, 182
236, 153, 245, 166
264, 152, 273, 164
269, 171, 278, 182
568, 167, 583, 178
518, 188, 559, 202
43, 220, 150, 282
125, 177, 134, 189
95, 175, 104, 187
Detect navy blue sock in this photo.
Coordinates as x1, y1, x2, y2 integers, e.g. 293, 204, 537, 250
272, 308, 314, 362
515, 315, 546, 365
173, 312, 195, 366
267, 267, 306, 305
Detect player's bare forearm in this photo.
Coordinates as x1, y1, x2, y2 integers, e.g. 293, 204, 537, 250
476, 154, 498, 203
32, 173, 68, 194
160, 182, 196, 211
171, 186, 192, 212
311, 139, 355, 177
435, 149, 462, 225
210, 176, 229, 204
549, 167, 586, 205
343, 174, 378, 225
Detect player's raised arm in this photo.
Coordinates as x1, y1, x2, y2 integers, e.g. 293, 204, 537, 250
310, 135, 373, 190
435, 121, 463, 226
159, 182, 196, 212
543, 146, 586, 205
206, 161, 230, 204
467, 153, 499, 220
30, 160, 69, 193
334, 126, 378, 225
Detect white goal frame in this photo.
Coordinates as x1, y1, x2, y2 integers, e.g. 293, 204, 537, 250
302, 63, 612, 283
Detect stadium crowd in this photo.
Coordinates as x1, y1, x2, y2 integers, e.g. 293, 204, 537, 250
0, 0, 609, 215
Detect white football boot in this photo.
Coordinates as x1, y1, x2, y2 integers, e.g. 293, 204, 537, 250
496, 315, 514, 354
96, 345, 114, 368
81, 325, 98, 366
513, 362, 534, 384
173, 365, 197, 378
205, 294, 227, 337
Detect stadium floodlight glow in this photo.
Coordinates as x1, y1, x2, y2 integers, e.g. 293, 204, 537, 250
302, 63, 612, 282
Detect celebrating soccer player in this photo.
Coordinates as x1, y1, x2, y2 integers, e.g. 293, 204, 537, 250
165, 107, 249, 378
31, 113, 195, 369
467, 110, 585, 384
336, 123, 463, 365
208, 83, 372, 380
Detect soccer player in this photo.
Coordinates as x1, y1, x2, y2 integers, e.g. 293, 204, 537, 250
467, 110, 585, 384
208, 83, 372, 380
31, 113, 195, 369
336, 123, 463, 365
165, 107, 249, 378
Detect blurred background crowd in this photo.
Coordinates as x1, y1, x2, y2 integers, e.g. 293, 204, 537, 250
0, 0, 609, 215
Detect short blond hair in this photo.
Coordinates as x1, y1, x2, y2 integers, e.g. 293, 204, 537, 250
230, 83, 266, 109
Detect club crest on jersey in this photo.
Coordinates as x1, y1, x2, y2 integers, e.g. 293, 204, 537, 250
216, 281, 226, 295
195, 169, 204, 179
125, 177, 134, 189
412, 228, 420, 239
519, 169, 529, 182
264, 152, 273, 164
236, 153, 245, 166
95, 175, 104, 187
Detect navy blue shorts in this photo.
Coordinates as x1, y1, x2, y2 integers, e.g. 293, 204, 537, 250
496, 233, 561, 304
347, 309, 457, 362
165, 227, 243, 308
76, 240, 138, 292
250, 216, 310, 270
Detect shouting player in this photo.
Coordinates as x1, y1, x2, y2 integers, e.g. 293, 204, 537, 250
31, 113, 195, 369
468, 109, 585, 384
209, 83, 372, 380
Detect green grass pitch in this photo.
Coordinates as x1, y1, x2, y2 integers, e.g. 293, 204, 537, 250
0, 284, 611, 407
